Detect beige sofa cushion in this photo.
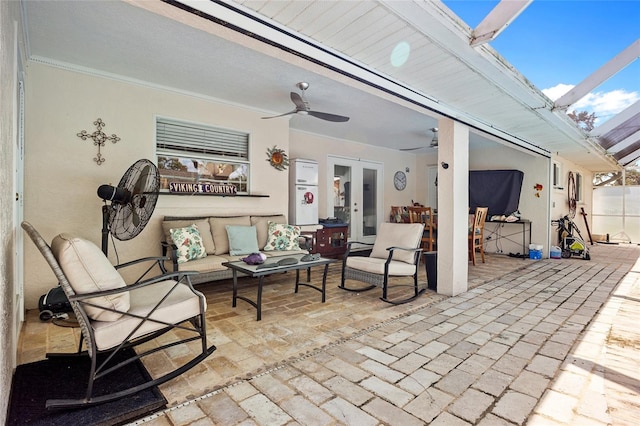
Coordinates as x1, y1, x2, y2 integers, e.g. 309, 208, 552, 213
51, 233, 129, 321
370, 223, 423, 264
176, 255, 230, 273
209, 216, 251, 255
162, 219, 215, 255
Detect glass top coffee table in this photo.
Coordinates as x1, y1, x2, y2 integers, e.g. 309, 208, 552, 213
222, 254, 337, 321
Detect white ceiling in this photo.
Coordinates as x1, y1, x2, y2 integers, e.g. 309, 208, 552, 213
21, 0, 620, 170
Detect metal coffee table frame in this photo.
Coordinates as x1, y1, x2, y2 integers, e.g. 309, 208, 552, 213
223, 255, 336, 321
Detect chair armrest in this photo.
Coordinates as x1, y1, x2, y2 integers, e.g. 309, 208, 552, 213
344, 241, 374, 258
68, 271, 203, 328
68, 270, 199, 302
298, 234, 313, 252
385, 246, 423, 264
115, 256, 170, 269
115, 256, 171, 283
161, 241, 179, 272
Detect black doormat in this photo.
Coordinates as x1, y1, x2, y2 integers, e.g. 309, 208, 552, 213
7, 348, 167, 426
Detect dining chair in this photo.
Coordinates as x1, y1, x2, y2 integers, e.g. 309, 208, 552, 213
390, 206, 405, 223
407, 206, 436, 252
469, 207, 489, 265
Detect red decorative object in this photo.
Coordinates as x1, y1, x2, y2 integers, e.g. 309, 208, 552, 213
534, 183, 543, 198
304, 191, 314, 204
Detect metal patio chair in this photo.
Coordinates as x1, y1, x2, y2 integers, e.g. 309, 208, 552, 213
21, 221, 216, 409
339, 222, 425, 304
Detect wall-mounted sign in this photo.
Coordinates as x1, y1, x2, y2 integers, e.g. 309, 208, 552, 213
169, 182, 237, 195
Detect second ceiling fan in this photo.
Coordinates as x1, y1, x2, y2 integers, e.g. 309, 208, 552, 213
400, 127, 438, 151
262, 82, 350, 123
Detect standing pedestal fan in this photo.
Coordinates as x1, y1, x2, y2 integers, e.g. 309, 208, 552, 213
97, 159, 160, 255
38, 159, 159, 321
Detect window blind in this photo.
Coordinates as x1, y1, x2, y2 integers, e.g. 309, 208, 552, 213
156, 118, 248, 159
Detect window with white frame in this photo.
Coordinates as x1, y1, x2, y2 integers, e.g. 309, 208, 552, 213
156, 117, 250, 194
575, 172, 583, 202
553, 161, 562, 188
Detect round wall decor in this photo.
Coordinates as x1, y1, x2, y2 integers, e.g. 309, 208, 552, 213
394, 171, 407, 191
266, 145, 289, 171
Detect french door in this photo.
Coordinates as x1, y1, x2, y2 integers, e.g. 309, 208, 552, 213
327, 156, 383, 244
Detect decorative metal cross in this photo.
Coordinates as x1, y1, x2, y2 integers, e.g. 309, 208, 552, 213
77, 118, 121, 165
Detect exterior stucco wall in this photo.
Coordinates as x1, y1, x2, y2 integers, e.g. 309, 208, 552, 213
0, 0, 23, 422
468, 144, 551, 255
550, 154, 594, 245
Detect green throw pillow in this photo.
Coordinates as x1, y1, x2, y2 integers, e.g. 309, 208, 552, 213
169, 224, 207, 264
226, 225, 260, 256
263, 221, 301, 251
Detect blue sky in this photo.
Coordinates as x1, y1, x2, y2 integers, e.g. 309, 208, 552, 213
443, 0, 639, 125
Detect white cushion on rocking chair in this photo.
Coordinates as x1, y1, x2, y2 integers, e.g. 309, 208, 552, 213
346, 257, 417, 276
52, 233, 129, 322
369, 223, 423, 264
91, 279, 204, 351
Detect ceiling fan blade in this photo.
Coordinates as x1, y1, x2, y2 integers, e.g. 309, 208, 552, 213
399, 147, 425, 151
290, 92, 308, 110
307, 110, 350, 122
261, 110, 297, 119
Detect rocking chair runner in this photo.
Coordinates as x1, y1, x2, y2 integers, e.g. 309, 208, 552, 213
21, 221, 216, 409
339, 222, 426, 304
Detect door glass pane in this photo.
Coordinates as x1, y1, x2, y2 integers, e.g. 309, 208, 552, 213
362, 168, 377, 237
334, 165, 351, 226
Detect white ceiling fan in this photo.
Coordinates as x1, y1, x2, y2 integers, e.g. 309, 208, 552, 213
262, 82, 350, 122
400, 127, 438, 151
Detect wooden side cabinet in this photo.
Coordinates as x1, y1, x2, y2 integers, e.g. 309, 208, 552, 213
303, 225, 348, 259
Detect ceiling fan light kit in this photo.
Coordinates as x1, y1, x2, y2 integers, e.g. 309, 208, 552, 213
262, 82, 350, 122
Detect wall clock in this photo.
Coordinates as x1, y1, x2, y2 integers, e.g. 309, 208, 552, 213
394, 171, 407, 191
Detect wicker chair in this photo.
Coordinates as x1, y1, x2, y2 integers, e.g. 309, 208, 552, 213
21, 221, 216, 409
339, 222, 425, 304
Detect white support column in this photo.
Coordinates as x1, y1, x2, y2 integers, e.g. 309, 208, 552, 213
437, 119, 469, 296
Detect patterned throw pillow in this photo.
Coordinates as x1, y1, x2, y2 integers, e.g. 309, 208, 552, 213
169, 224, 207, 264
263, 221, 301, 251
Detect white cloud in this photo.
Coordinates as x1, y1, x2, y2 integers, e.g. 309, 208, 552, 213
542, 83, 574, 101
542, 83, 639, 125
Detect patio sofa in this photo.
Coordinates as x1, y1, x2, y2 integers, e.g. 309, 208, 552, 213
161, 214, 309, 284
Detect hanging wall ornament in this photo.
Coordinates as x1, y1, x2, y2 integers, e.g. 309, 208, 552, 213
534, 183, 543, 198
77, 118, 121, 165
266, 145, 289, 171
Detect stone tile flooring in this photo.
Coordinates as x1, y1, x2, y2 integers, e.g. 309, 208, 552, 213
17, 247, 640, 425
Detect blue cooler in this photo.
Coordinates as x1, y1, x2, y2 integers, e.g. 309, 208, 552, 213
529, 244, 543, 260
